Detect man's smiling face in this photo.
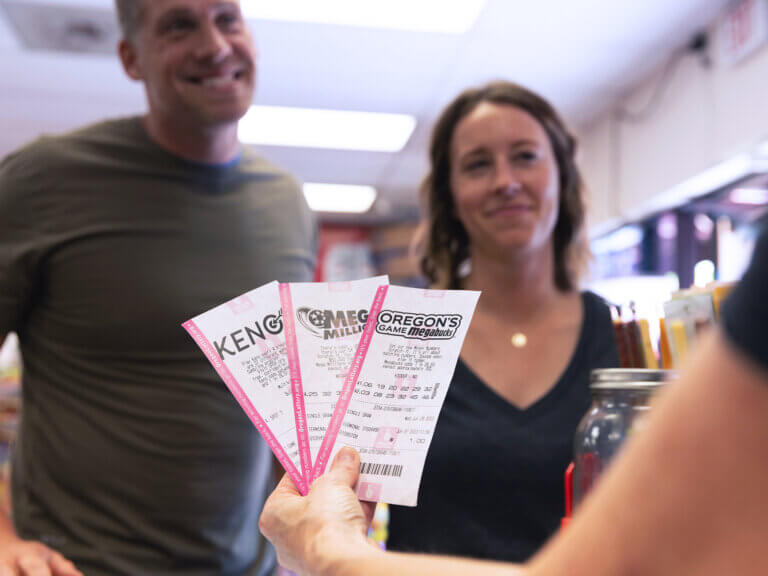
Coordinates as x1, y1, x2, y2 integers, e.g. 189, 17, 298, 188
121, 0, 257, 129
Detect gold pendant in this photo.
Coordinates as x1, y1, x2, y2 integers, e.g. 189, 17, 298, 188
510, 332, 527, 348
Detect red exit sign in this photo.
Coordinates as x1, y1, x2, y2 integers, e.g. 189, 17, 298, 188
719, 0, 768, 65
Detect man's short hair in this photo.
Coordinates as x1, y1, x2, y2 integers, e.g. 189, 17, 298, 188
114, 0, 143, 39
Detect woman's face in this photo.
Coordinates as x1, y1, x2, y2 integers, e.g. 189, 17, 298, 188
449, 102, 560, 261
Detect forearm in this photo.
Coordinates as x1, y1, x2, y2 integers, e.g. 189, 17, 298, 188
528, 331, 768, 576
0, 504, 18, 542
320, 545, 523, 576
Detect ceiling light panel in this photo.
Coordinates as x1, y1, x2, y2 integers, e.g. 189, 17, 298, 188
729, 187, 768, 205
242, 0, 486, 34
303, 183, 377, 213
239, 105, 416, 152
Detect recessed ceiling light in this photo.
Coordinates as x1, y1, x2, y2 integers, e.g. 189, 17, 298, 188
657, 213, 678, 240
729, 187, 768, 205
239, 105, 416, 152
303, 183, 377, 213
242, 0, 486, 34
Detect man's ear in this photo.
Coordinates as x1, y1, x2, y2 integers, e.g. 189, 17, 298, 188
119, 39, 142, 81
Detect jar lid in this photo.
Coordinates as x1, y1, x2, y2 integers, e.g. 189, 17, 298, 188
590, 368, 677, 391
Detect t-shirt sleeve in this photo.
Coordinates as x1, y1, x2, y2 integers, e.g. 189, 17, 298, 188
722, 227, 768, 374
0, 148, 43, 335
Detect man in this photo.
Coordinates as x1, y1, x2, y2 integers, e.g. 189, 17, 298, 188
0, 1, 315, 574
260, 225, 768, 575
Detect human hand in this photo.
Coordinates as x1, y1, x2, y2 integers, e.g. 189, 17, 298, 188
259, 447, 378, 576
0, 538, 83, 576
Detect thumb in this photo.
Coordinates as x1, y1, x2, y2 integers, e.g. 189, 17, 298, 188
327, 446, 360, 488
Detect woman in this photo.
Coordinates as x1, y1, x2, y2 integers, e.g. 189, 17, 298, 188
257, 84, 768, 576
259, 231, 768, 576
386, 81, 619, 562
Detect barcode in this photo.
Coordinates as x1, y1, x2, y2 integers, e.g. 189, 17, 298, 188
360, 462, 403, 477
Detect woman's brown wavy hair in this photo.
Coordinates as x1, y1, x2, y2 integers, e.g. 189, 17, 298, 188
417, 81, 588, 290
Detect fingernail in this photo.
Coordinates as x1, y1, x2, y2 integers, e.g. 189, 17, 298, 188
338, 447, 355, 462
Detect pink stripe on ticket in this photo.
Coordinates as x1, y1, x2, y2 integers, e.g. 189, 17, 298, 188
311, 284, 389, 480
182, 320, 308, 495
278, 284, 313, 484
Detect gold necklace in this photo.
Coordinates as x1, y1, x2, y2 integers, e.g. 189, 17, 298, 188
510, 332, 528, 348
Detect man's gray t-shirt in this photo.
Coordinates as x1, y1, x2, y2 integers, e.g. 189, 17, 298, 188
0, 117, 316, 575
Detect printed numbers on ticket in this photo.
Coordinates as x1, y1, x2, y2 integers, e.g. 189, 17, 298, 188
315, 285, 480, 506
182, 281, 308, 494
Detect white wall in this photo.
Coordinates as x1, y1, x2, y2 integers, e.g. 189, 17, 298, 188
579, 12, 768, 236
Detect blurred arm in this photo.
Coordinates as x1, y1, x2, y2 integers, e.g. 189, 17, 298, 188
320, 549, 521, 576
528, 330, 768, 576
263, 329, 768, 576
318, 330, 768, 575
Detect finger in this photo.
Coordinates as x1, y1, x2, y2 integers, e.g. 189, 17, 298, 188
327, 447, 360, 488
273, 472, 302, 497
361, 500, 376, 528
260, 473, 303, 539
49, 553, 83, 576
367, 538, 383, 551
0, 564, 16, 576
16, 555, 51, 576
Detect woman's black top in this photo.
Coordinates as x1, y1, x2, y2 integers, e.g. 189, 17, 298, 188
387, 291, 619, 562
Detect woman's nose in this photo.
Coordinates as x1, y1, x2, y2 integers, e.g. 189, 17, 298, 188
492, 162, 521, 195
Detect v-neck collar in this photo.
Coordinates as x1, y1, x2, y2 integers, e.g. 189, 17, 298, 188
455, 292, 594, 420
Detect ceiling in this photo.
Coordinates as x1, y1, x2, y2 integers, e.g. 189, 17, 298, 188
0, 0, 734, 223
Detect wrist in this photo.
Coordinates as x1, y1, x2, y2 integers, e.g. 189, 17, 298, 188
0, 511, 18, 541
309, 528, 381, 576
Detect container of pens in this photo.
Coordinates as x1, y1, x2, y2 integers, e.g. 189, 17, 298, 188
659, 283, 733, 369
611, 282, 735, 371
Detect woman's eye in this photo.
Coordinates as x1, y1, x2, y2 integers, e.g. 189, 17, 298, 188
464, 159, 490, 172
515, 150, 538, 163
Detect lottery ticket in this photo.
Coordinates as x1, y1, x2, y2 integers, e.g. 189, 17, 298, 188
279, 276, 389, 482
312, 284, 480, 506
182, 281, 308, 495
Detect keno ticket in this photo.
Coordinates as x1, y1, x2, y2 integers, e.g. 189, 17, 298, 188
279, 276, 389, 482
181, 281, 308, 495
313, 284, 480, 506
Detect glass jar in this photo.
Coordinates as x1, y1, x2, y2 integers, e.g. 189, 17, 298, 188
572, 369, 674, 509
